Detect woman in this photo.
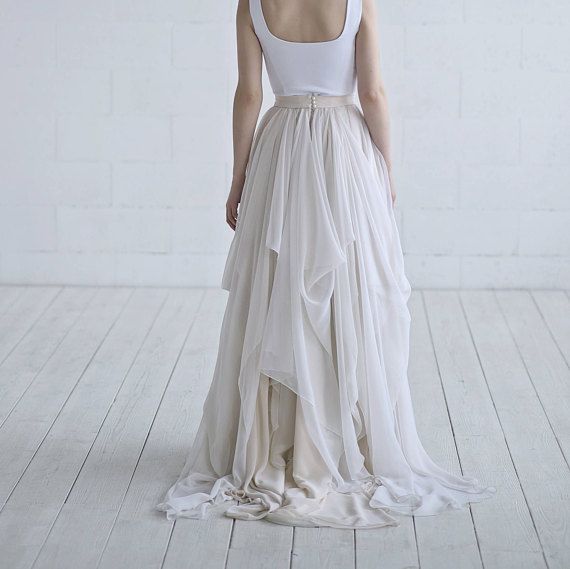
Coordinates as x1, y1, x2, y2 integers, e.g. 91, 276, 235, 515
156, 0, 496, 528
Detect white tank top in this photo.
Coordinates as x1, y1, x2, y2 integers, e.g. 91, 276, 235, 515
249, 0, 362, 96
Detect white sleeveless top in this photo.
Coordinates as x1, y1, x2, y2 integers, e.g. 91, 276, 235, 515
249, 0, 362, 96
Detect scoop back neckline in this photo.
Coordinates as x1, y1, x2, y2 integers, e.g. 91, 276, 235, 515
257, 0, 350, 46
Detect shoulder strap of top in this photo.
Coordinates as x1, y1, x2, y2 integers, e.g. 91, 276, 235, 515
345, 0, 362, 36
352, 0, 363, 33
249, 0, 268, 41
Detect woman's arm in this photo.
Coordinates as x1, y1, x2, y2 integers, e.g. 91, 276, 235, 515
226, 0, 264, 230
355, 0, 396, 204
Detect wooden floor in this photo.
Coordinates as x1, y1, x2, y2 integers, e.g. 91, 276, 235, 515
0, 285, 568, 569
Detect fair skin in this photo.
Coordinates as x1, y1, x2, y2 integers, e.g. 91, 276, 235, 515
226, 0, 395, 230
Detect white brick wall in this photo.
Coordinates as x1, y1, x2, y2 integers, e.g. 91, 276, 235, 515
0, 0, 568, 288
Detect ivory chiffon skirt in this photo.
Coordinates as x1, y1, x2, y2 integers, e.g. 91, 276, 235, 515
155, 93, 496, 528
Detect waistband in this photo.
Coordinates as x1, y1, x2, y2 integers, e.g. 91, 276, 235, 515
274, 93, 355, 109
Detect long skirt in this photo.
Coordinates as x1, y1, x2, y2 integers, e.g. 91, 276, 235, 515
155, 92, 496, 529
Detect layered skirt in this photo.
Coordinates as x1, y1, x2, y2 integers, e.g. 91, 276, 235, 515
155, 93, 496, 528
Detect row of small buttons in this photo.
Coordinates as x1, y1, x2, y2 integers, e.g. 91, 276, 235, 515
308, 93, 317, 138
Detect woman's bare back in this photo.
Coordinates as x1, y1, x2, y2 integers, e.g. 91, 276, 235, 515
260, 0, 349, 43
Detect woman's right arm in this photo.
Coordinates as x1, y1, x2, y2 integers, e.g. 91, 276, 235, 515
226, 0, 264, 230
355, 0, 396, 204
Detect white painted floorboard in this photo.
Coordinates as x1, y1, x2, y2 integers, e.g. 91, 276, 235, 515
0, 285, 567, 569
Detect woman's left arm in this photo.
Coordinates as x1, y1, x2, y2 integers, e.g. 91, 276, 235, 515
226, 0, 264, 230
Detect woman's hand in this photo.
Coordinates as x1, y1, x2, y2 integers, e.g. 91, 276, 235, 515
226, 180, 243, 231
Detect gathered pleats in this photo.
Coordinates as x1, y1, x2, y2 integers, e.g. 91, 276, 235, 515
155, 102, 496, 528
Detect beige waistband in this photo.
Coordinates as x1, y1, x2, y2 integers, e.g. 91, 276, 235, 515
274, 93, 355, 109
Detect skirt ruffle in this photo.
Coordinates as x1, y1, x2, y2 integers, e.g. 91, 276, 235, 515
155, 102, 496, 528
